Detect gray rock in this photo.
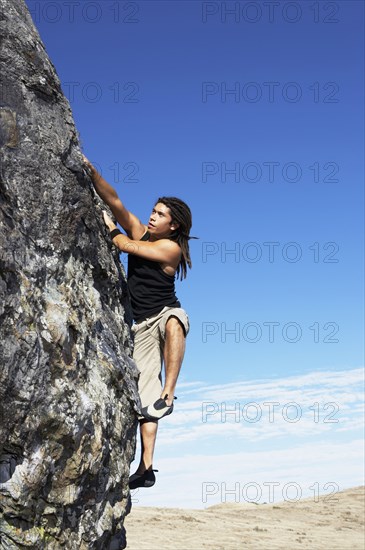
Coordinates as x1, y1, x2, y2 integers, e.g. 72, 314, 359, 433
0, 0, 140, 547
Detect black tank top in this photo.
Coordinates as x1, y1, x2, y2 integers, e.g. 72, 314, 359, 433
127, 231, 181, 322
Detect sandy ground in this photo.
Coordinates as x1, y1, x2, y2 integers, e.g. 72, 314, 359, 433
124, 486, 364, 550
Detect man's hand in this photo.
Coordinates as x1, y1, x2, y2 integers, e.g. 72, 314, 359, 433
82, 155, 96, 176
102, 210, 116, 231
82, 154, 146, 240
102, 212, 132, 250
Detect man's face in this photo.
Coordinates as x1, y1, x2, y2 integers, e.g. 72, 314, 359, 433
147, 202, 177, 238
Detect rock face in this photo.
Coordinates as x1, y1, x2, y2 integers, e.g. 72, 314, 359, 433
0, 0, 140, 547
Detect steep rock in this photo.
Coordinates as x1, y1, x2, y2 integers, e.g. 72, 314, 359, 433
0, 0, 140, 548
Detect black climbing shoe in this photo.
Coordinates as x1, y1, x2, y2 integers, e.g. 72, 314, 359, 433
141, 395, 177, 421
129, 469, 158, 490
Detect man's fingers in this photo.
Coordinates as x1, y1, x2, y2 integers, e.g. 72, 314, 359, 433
102, 211, 112, 226
82, 154, 94, 171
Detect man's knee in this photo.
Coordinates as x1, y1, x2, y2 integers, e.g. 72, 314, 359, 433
165, 315, 186, 337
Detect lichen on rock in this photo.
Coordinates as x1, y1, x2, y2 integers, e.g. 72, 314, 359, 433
0, 0, 140, 547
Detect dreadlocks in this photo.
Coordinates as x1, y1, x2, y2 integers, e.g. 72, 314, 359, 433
156, 196, 195, 280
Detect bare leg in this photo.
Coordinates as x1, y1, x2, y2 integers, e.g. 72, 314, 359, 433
133, 316, 185, 476
161, 316, 186, 406
135, 419, 158, 473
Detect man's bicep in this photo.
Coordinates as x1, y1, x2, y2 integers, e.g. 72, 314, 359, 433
110, 198, 145, 238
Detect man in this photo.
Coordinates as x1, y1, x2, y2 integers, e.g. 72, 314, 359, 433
83, 156, 193, 489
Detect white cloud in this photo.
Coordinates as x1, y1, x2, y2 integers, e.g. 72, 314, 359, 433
130, 368, 364, 508
131, 439, 364, 509
155, 367, 364, 445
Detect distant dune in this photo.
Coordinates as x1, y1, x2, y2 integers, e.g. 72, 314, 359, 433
124, 486, 364, 549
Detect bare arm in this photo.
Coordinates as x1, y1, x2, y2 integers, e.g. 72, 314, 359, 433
115, 235, 180, 265
102, 211, 181, 269
83, 156, 146, 240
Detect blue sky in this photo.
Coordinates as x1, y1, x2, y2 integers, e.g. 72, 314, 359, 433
26, 0, 364, 508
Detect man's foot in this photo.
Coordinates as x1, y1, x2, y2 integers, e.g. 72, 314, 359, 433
129, 469, 158, 489
141, 394, 177, 421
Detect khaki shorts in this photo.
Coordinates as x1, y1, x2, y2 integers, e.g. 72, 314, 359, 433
131, 306, 190, 415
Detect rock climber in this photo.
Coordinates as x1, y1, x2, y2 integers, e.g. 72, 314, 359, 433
83, 156, 193, 489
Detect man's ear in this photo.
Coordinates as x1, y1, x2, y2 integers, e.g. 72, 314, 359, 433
170, 222, 180, 231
